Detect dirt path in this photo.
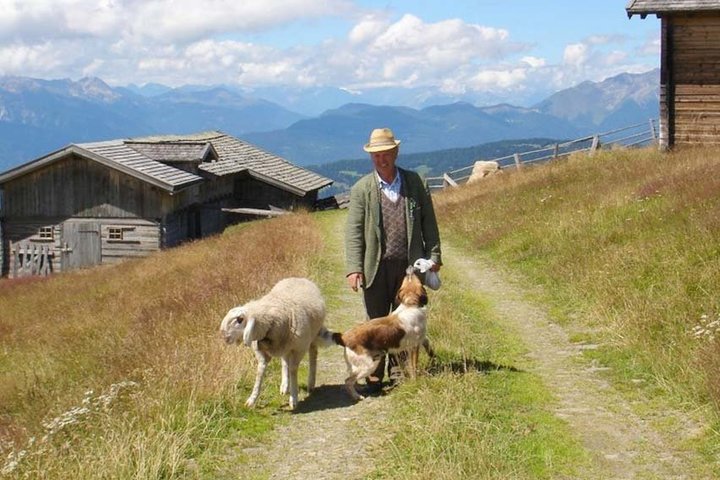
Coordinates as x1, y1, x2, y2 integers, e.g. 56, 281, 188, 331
239, 215, 395, 480
444, 241, 707, 480
234, 212, 708, 479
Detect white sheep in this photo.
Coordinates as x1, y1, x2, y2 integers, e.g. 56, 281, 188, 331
219, 277, 327, 410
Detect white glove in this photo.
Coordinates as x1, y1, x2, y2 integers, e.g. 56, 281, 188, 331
413, 258, 435, 273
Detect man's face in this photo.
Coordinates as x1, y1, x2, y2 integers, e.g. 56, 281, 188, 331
371, 147, 398, 173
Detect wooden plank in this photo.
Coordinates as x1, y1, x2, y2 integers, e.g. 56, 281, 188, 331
675, 84, 720, 94
221, 207, 289, 217
675, 103, 720, 111
442, 173, 458, 188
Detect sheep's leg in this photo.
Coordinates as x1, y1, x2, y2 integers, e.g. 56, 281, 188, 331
246, 349, 271, 408
287, 352, 303, 410
307, 343, 318, 392
280, 358, 289, 395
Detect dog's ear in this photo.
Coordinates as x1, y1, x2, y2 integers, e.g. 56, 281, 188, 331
242, 317, 257, 346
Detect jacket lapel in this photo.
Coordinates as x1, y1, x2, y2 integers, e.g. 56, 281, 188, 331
399, 168, 415, 238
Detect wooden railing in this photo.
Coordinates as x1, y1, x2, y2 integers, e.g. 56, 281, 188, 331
427, 119, 659, 190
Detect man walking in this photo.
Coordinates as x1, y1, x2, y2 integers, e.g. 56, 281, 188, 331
345, 127, 442, 391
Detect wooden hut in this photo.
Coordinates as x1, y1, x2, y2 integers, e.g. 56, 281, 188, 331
0, 131, 332, 278
627, 0, 720, 149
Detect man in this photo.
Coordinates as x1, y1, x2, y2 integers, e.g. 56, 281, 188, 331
345, 127, 442, 391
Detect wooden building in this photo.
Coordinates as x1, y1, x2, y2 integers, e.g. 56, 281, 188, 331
0, 131, 332, 278
627, 0, 720, 149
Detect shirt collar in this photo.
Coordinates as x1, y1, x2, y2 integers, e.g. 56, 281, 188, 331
375, 169, 401, 189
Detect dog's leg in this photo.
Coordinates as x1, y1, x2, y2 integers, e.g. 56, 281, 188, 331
342, 349, 366, 401
307, 343, 318, 392
246, 349, 271, 408
422, 337, 435, 358
347, 351, 384, 401
408, 347, 419, 380
279, 357, 290, 395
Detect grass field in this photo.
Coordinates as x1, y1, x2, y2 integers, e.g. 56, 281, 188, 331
2, 145, 720, 477
433, 146, 720, 461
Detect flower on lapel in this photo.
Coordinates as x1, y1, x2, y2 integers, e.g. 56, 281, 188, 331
407, 198, 418, 219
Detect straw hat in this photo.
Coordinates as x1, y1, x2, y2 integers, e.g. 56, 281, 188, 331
363, 127, 401, 153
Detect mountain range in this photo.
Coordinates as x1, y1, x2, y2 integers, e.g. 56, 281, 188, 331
0, 69, 659, 172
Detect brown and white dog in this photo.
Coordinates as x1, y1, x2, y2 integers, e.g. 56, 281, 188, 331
330, 267, 434, 400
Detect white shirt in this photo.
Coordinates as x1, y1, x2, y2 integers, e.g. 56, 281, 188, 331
376, 170, 402, 203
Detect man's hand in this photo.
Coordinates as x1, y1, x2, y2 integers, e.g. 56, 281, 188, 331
346, 272, 364, 292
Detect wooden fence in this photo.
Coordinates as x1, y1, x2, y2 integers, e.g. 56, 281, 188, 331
11, 244, 54, 278
427, 119, 659, 190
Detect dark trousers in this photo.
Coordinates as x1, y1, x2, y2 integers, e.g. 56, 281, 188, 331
363, 257, 408, 383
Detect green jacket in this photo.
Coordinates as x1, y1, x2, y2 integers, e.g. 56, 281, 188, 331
345, 167, 442, 288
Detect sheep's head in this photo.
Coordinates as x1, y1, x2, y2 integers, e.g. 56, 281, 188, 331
219, 306, 256, 346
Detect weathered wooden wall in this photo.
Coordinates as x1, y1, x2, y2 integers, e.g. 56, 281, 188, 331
2, 218, 163, 277
1, 155, 197, 219
668, 14, 720, 146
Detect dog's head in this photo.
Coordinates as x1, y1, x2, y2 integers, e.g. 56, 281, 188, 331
396, 266, 428, 307
219, 306, 257, 346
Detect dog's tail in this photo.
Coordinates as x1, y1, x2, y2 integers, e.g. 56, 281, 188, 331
316, 327, 345, 347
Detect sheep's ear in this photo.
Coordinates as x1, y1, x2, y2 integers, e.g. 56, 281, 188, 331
242, 317, 257, 346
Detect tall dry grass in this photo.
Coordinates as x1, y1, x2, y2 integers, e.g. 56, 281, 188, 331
434, 146, 720, 412
0, 212, 323, 477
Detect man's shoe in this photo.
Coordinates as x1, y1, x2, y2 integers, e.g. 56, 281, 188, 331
361, 382, 383, 395
388, 367, 405, 387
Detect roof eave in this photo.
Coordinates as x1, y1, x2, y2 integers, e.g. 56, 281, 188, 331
0, 144, 199, 193
244, 170, 332, 196
0, 145, 73, 184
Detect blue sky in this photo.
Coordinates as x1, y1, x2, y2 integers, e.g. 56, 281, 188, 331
0, 0, 659, 105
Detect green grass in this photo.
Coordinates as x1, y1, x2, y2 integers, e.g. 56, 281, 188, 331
4, 146, 720, 477
371, 259, 588, 479
434, 146, 720, 464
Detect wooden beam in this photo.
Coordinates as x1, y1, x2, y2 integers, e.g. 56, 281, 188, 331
442, 173, 458, 188
221, 207, 290, 217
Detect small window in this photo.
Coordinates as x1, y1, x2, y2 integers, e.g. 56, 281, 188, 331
38, 226, 54, 240
108, 227, 124, 241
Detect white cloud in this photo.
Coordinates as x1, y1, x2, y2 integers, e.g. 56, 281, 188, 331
349, 14, 389, 45
521, 56, 545, 68
563, 43, 588, 67
0, 1, 659, 106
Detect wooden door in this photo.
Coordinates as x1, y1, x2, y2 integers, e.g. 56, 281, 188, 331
62, 221, 102, 270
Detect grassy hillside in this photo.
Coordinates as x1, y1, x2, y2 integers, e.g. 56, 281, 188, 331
0, 213, 325, 477
434, 146, 720, 415
2, 145, 719, 478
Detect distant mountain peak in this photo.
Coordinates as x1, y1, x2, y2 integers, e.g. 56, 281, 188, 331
534, 68, 659, 125
71, 77, 121, 103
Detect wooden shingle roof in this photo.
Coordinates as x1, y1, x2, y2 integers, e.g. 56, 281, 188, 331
79, 140, 204, 189
627, 0, 720, 17
132, 131, 333, 195
0, 131, 333, 196
0, 141, 204, 192
125, 141, 218, 163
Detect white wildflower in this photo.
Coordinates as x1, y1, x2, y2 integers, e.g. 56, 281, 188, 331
1, 380, 139, 475
690, 313, 720, 342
